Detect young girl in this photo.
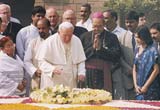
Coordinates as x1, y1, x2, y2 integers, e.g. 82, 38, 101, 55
133, 26, 160, 100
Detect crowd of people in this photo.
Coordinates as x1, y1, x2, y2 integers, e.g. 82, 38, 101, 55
0, 2, 160, 101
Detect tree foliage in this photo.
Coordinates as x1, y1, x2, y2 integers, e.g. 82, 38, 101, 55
104, 0, 159, 13
104, 0, 160, 26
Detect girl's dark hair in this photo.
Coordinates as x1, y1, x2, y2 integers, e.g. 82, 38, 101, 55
135, 26, 153, 45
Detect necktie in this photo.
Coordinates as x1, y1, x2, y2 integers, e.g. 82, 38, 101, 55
132, 34, 136, 52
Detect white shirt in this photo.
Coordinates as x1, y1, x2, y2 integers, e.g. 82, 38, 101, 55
105, 25, 127, 41
76, 18, 92, 31
24, 37, 45, 77
16, 24, 39, 60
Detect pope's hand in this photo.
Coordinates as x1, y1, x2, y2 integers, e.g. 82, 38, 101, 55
53, 66, 63, 75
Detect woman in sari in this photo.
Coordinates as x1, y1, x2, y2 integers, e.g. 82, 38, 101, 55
133, 26, 160, 100
0, 36, 26, 96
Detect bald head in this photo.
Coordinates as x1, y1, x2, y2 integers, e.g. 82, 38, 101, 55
46, 6, 58, 15
46, 6, 59, 28
62, 9, 76, 26
37, 18, 50, 27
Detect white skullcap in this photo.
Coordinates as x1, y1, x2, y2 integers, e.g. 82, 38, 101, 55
58, 21, 74, 31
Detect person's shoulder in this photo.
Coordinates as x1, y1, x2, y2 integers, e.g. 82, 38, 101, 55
117, 26, 127, 33
72, 35, 83, 44
126, 30, 133, 35
81, 30, 91, 36
9, 22, 23, 28
75, 26, 88, 32
105, 30, 117, 37
30, 37, 39, 44
45, 33, 58, 42
18, 25, 32, 33
76, 20, 82, 25
10, 17, 21, 24
150, 44, 158, 51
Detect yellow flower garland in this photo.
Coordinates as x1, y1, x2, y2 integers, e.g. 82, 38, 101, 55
0, 104, 50, 110
0, 104, 120, 110
54, 106, 120, 110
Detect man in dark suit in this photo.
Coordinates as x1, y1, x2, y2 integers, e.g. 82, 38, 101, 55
0, 4, 23, 43
80, 12, 121, 92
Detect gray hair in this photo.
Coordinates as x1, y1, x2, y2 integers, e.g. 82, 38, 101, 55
0, 4, 11, 12
58, 21, 74, 31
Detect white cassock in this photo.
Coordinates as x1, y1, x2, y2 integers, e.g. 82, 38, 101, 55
24, 37, 46, 90
36, 33, 86, 89
16, 24, 39, 60
0, 52, 25, 96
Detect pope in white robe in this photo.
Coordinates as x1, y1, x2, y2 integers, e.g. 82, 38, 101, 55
36, 22, 86, 89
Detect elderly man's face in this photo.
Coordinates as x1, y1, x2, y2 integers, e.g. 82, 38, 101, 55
150, 28, 160, 43
63, 13, 76, 26
92, 18, 104, 34
0, 15, 8, 32
59, 28, 73, 44
46, 9, 59, 28
0, 6, 11, 21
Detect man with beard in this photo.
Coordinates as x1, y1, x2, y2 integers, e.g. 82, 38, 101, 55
24, 18, 51, 91
150, 23, 160, 53
76, 3, 92, 31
